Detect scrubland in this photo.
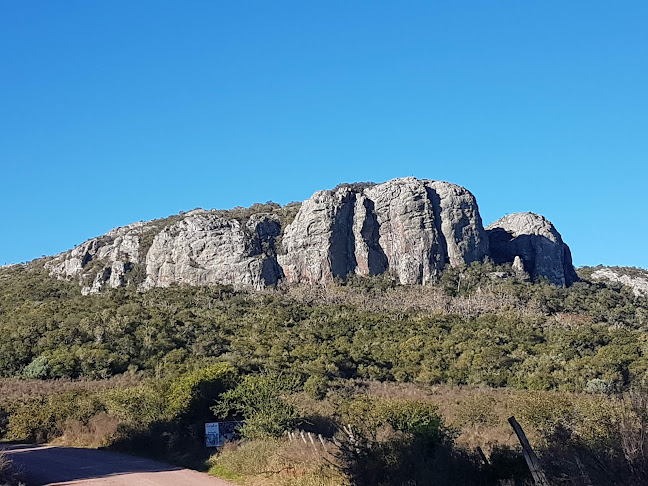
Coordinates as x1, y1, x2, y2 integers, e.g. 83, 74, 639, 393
1, 261, 648, 484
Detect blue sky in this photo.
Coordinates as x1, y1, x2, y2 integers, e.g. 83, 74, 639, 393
1, 1, 646, 268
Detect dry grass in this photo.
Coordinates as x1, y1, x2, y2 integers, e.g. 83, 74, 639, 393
348, 380, 623, 454
266, 283, 545, 319
353, 381, 520, 452
209, 437, 342, 486
0, 374, 142, 403
52, 413, 121, 448
210, 386, 648, 486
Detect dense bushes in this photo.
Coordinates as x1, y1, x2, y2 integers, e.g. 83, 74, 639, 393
2, 261, 648, 482
0, 452, 20, 486
212, 372, 300, 439
332, 397, 518, 486
533, 390, 648, 485
4, 369, 648, 484
5, 391, 105, 442
1, 263, 647, 393
166, 363, 237, 419
1, 363, 236, 451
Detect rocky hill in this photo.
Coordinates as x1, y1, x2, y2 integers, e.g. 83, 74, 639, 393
580, 266, 648, 297
42, 177, 578, 293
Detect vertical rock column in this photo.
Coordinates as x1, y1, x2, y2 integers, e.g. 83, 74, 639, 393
278, 187, 358, 283
279, 177, 489, 285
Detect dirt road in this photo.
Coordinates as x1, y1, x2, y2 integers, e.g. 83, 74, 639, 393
1, 444, 233, 486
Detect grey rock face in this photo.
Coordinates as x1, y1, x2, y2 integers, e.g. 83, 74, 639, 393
144, 213, 282, 291
47, 222, 147, 293
591, 268, 648, 297
486, 212, 578, 286
365, 179, 445, 284
45, 177, 580, 292
81, 261, 133, 295
278, 186, 358, 283
279, 177, 489, 285
423, 180, 490, 268
109, 261, 131, 289
47, 212, 284, 292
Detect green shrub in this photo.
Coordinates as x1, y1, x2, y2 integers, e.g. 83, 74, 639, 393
304, 375, 329, 400
0, 451, 20, 486
513, 392, 575, 440
22, 356, 50, 379
103, 384, 170, 425
212, 372, 301, 439
334, 398, 482, 486
340, 397, 442, 437
376, 400, 443, 444
166, 362, 237, 420
587, 378, 611, 394
6, 391, 105, 442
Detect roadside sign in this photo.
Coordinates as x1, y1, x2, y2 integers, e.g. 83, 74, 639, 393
205, 421, 243, 447
205, 422, 220, 447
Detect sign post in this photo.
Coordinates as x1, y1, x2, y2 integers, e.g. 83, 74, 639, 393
205, 422, 220, 447
507, 416, 550, 486
205, 421, 244, 447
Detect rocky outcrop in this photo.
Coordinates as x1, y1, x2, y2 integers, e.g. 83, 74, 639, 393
422, 180, 489, 267
590, 267, 648, 297
486, 212, 578, 286
279, 177, 489, 285
44, 177, 580, 291
278, 186, 360, 284
45, 222, 147, 294
46, 222, 145, 280
144, 213, 282, 291
46, 211, 284, 292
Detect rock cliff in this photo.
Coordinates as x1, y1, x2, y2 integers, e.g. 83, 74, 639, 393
45, 222, 148, 294
279, 178, 489, 284
486, 212, 578, 286
44, 177, 578, 291
590, 267, 648, 297
143, 212, 282, 291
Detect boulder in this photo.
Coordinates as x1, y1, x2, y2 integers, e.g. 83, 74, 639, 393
486, 212, 578, 286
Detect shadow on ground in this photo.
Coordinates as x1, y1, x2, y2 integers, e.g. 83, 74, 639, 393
1, 443, 193, 485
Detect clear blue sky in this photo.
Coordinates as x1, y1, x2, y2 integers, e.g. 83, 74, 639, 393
1, 1, 646, 268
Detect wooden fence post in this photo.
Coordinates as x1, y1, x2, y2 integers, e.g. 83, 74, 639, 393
476, 446, 489, 466
318, 433, 328, 451
308, 432, 317, 449
508, 416, 550, 486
